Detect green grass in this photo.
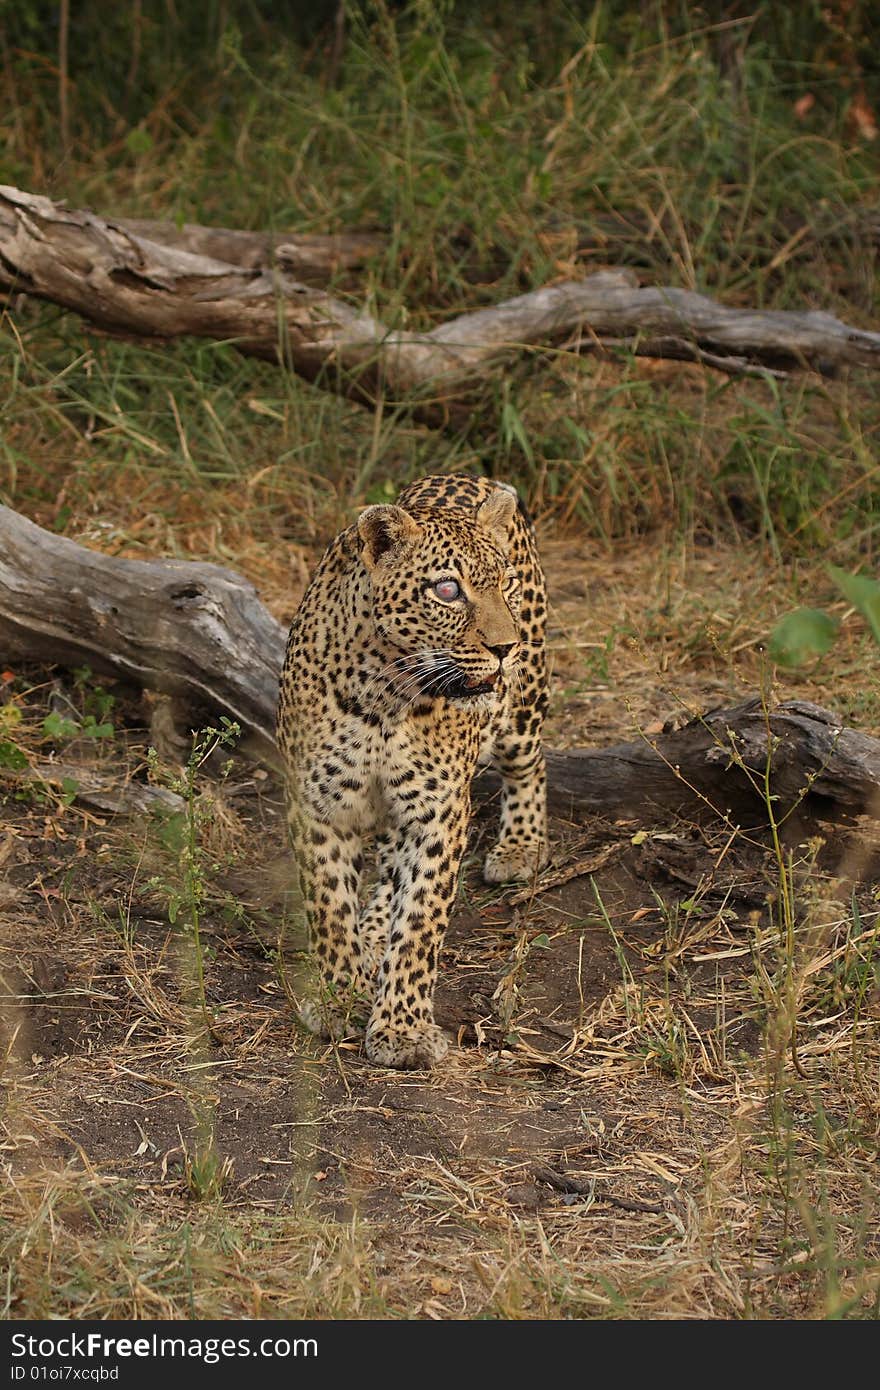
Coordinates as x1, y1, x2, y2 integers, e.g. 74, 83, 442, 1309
1, 1, 879, 551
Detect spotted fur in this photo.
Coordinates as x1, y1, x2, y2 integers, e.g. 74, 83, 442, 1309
277, 475, 548, 1069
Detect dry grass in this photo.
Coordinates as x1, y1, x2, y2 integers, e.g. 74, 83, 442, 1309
1, 2, 879, 1321
2, 526, 878, 1320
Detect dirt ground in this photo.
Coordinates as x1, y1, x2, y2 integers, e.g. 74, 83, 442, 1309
1, 541, 878, 1318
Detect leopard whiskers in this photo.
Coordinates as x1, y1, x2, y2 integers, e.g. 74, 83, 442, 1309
360, 649, 458, 714
394, 656, 461, 710
359, 649, 448, 701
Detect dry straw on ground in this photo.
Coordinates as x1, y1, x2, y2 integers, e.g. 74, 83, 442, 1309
2, 523, 878, 1319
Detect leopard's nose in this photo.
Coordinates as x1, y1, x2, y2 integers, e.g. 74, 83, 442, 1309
488, 642, 516, 663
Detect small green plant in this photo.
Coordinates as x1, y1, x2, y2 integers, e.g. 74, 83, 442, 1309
769, 568, 880, 667
146, 717, 241, 1027
181, 1131, 234, 1204
41, 709, 114, 741
491, 928, 551, 1043
0, 702, 28, 770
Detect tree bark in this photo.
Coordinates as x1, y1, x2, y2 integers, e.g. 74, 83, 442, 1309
7, 761, 184, 816
0, 185, 390, 410
2, 502, 879, 824
544, 704, 880, 822
0, 502, 286, 766
114, 216, 384, 285
2, 186, 878, 429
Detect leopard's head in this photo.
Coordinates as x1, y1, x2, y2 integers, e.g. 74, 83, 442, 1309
357, 487, 520, 707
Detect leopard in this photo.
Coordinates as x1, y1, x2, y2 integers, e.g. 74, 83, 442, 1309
276, 473, 548, 1069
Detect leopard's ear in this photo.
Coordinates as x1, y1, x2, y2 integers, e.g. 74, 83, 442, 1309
476, 485, 517, 550
357, 505, 423, 570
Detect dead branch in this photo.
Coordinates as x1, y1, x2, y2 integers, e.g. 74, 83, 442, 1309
0, 185, 390, 411
113, 216, 384, 284
3, 503, 880, 824
2, 186, 878, 428
532, 1164, 664, 1214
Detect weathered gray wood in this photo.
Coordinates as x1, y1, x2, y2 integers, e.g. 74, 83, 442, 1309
2, 186, 878, 428
3, 503, 880, 824
114, 216, 384, 284
8, 762, 184, 816
544, 701, 880, 822
0, 185, 388, 409
0, 503, 286, 765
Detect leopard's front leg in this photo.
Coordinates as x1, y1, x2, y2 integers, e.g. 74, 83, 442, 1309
365, 792, 470, 1070
291, 809, 373, 1040
483, 734, 548, 884
483, 666, 549, 885
356, 830, 395, 981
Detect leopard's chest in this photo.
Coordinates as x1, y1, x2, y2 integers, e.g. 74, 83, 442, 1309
295, 710, 384, 829
297, 693, 499, 831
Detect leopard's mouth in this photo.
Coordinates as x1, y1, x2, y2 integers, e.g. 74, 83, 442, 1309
465, 672, 499, 693
414, 663, 500, 702
443, 671, 499, 700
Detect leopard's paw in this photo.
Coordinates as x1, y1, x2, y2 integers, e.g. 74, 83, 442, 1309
482, 840, 548, 885
358, 937, 386, 983
297, 997, 368, 1041
365, 1020, 450, 1070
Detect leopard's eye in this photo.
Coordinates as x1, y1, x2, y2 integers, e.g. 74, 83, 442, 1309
433, 578, 461, 602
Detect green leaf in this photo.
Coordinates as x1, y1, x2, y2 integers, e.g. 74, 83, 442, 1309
60, 776, 79, 806
562, 416, 591, 449
500, 398, 535, 464
768, 608, 838, 668
41, 711, 79, 740
82, 716, 114, 739
829, 566, 880, 646
0, 740, 27, 770
125, 127, 154, 156
152, 807, 187, 854
1, 704, 22, 730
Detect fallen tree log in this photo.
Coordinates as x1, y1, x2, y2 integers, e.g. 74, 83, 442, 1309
2, 186, 879, 429
0, 185, 391, 412
543, 705, 880, 823
0, 502, 286, 766
2, 503, 879, 824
